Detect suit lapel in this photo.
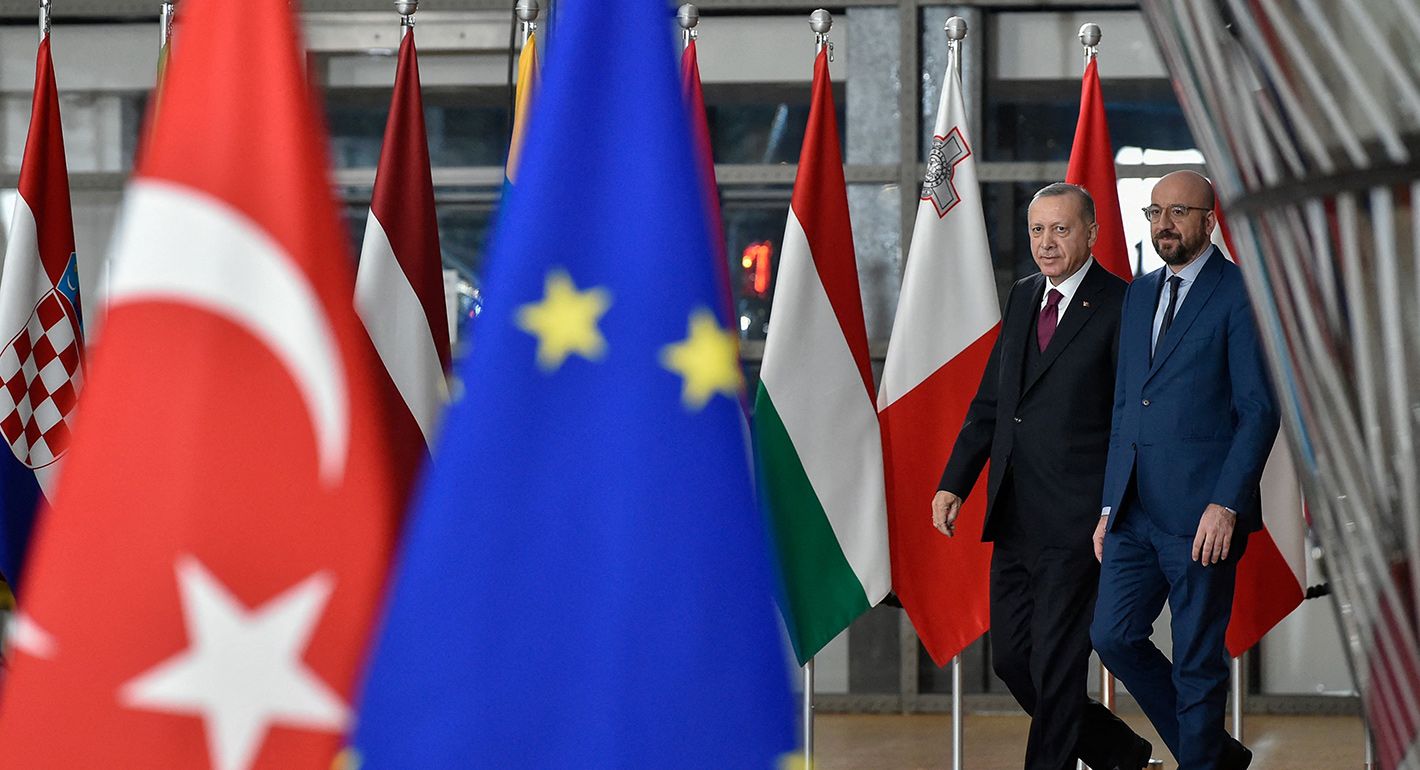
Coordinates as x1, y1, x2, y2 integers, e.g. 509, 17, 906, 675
1001, 274, 1043, 405
1021, 265, 1105, 397
1147, 251, 1223, 379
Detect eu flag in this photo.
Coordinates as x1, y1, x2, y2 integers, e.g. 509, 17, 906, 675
348, 1, 796, 767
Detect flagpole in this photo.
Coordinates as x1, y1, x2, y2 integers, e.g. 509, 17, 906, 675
944, 21, 969, 770
515, 0, 538, 48
803, 657, 815, 767
395, 0, 416, 38
1231, 652, 1246, 742
809, 7, 832, 59
159, 1, 174, 48
38, 0, 50, 43
1078, 21, 1100, 66
676, 3, 698, 52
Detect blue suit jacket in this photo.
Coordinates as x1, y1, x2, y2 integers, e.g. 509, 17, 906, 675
1100, 250, 1280, 537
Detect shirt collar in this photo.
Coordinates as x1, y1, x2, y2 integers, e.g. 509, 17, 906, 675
1168, 244, 1215, 285
1044, 256, 1094, 304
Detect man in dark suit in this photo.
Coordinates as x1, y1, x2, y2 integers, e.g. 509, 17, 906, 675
1090, 171, 1279, 770
934, 183, 1151, 770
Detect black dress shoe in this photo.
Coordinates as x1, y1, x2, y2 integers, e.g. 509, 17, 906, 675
1108, 736, 1153, 770
1219, 737, 1253, 770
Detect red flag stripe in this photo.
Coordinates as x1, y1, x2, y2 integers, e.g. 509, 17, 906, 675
790, 50, 874, 400
18, 39, 76, 290
368, 34, 452, 373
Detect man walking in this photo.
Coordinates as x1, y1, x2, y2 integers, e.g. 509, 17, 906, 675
1090, 171, 1279, 769
934, 183, 1152, 770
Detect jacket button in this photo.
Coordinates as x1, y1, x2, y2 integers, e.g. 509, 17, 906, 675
1013, 417, 1022, 423
1131, 442, 1137, 450
1142, 398, 1151, 406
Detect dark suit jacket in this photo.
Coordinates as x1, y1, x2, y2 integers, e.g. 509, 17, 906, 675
1100, 248, 1280, 537
938, 261, 1125, 549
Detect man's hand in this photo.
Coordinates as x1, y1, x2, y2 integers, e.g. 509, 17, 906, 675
1192, 503, 1237, 566
932, 491, 962, 537
1093, 515, 1108, 563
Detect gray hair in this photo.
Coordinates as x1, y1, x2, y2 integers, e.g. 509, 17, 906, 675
1030, 182, 1096, 224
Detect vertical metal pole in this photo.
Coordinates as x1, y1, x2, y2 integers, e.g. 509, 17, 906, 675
952, 654, 964, 770
1230, 653, 1245, 742
803, 658, 815, 767
159, 2, 174, 48
39, 0, 51, 43
1101, 661, 1117, 710
1364, 716, 1373, 770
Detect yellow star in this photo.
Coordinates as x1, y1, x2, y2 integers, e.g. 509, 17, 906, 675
516, 269, 612, 372
660, 308, 743, 410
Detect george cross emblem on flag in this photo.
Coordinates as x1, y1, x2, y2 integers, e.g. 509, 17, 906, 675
921, 128, 972, 218
0, 285, 83, 469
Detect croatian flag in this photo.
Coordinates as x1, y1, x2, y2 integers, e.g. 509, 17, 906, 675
0, 34, 84, 591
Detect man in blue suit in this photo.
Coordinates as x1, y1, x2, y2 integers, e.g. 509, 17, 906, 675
1089, 171, 1279, 770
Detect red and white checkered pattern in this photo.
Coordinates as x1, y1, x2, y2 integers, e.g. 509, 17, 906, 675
0, 292, 82, 468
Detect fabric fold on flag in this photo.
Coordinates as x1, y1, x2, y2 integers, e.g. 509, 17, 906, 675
0, 34, 84, 592
0, 1, 400, 767
349, 0, 794, 765
355, 28, 452, 506
877, 46, 1000, 666
1213, 209, 1307, 656
755, 49, 890, 665
1066, 57, 1131, 281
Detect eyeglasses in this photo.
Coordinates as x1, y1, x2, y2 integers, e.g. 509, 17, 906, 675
1142, 204, 1212, 223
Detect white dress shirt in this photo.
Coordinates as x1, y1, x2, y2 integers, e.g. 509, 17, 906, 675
1040, 256, 1095, 321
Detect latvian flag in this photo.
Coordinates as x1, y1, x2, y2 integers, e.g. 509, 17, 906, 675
355, 25, 453, 505
0, 33, 84, 591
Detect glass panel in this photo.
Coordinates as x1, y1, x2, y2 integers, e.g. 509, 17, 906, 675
703, 83, 844, 165
721, 190, 790, 341
982, 78, 1195, 163
324, 87, 510, 169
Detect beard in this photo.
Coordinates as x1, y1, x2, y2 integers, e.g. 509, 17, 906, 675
1153, 229, 1208, 266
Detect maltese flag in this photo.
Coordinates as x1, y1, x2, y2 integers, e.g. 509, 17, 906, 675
0, 1, 400, 769
0, 33, 85, 592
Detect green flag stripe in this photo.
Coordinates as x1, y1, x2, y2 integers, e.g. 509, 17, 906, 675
755, 384, 871, 664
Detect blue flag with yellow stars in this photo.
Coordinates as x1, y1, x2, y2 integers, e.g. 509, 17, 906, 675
346, 0, 796, 767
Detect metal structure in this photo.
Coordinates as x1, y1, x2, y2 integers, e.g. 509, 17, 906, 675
1138, 2, 1420, 767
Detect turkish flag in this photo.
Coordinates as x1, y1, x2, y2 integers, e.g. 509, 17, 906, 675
0, 1, 398, 768
1066, 57, 1132, 281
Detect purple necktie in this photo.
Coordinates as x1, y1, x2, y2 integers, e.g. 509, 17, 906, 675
1038, 288, 1062, 352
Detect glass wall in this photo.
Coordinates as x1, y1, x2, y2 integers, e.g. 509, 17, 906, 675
0, 0, 1353, 708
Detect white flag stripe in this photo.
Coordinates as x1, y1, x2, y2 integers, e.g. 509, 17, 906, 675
0, 197, 45, 341
1261, 436, 1308, 583
355, 212, 449, 445
759, 211, 891, 602
878, 54, 999, 409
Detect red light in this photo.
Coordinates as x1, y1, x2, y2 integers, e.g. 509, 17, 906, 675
740, 241, 773, 296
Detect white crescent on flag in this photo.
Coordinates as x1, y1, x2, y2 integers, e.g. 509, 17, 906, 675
105, 181, 349, 482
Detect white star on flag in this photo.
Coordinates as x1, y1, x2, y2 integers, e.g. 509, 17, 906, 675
119, 556, 349, 770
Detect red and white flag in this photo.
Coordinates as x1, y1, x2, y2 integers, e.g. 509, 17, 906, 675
877, 46, 1000, 666
1065, 57, 1132, 281
355, 28, 452, 501
0, 1, 399, 769
0, 32, 85, 589
1213, 212, 1307, 656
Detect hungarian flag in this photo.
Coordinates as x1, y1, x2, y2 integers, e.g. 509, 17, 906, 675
0, 33, 85, 592
1065, 57, 1131, 281
0, 2, 398, 769
755, 49, 890, 665
1212, 211, 1307, 656
877, 46, 1000, 666
355, 27, 452, 504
